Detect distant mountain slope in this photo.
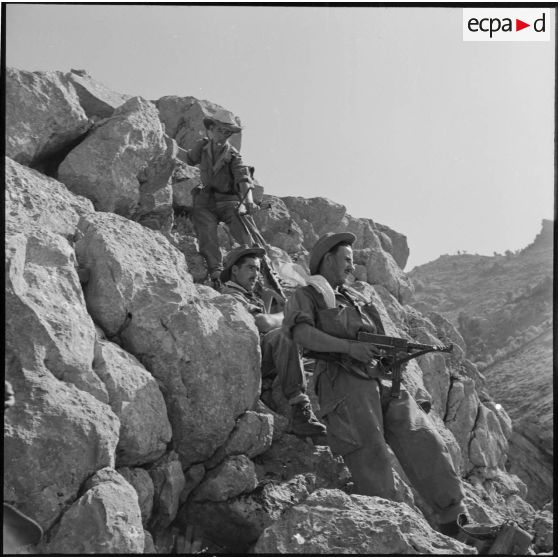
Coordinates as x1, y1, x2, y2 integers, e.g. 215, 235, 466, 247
409, 220, 553, 366
482, 329, 553, 507
409, 220, 553, 507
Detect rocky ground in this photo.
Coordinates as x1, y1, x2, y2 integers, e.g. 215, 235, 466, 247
4, 68, 553, 555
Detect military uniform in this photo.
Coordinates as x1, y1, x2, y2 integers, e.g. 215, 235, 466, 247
177, 139, 253, 276
221, 280, 308, 402
284, 283, 466, 524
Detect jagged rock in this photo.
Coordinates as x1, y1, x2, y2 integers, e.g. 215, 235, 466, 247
251, 195, 305, 254
253, 488, 474, 555
75, 212, 261, 467
533, 509, 553, 553
42, 467, 144, 554
67, 69, 131, 118
5, 157, 94, 240
445, 377, 479, 473
254, 433, 350, 490
206, 411, 273, 469
167, 217, 208, 282
172, 163, 202, 209
149, 452, 186, 531
363, 248, 414, 303
155, 96, 242, 151
180, 464, 206, 504
117, 467, 155, 526
58, 96, 167, 217
144, 530, 156, 554
4, 360, 119, 530
6, 230, 107, 402
376, 222, 410, 269
93, 332, 172, 466
193, 455, 258, 503
182, 473, 316, 552
6, 68, 91, 166
469, 404, 508, 470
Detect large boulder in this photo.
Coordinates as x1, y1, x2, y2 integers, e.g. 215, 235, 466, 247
42, 468, 144, 554
5, 157, 94, 240
376, 222, 410, 269
66, 69, 131, 119
75, 212, 261, 467
5, 68, 91, 166
253, 489, 474, 554
117, 467, 155, 526
4, 358, 119, 531
155, 96, 242, 151
58, 96, 168, 218
148, 452, 185, 531
93, 331, 172, 466
6, 230, 107, 402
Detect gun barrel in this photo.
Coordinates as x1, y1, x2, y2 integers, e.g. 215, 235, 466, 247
408, 342, 453, 353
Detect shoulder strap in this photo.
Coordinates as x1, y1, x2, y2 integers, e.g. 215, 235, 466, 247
307, 275, 336, 309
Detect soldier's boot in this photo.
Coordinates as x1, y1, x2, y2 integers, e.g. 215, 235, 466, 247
289, 401, 327, 437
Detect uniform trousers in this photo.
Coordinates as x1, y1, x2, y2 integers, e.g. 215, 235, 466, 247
316, 365, 466, 523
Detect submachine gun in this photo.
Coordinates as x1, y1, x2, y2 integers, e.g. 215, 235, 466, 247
357, 332, 453, 398
235, 190, 286, 306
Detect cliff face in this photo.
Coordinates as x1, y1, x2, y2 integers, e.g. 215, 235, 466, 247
4, 68, 552, 555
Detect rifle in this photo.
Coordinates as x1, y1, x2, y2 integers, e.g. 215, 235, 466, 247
234, 191, 286, 304
357, 332, 453, 398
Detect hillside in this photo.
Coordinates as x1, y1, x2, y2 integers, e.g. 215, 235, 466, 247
409, 220, 553, 366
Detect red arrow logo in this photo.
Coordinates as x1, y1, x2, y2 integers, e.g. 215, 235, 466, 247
516, 19, 530, 31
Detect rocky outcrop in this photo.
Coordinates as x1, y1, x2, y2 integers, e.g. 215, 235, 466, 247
74, 212, 261, 467
41, 468, 144, 554
93, 330, 172, 466
253, 489, 474, 555
66, 69, 131, 119
5, 68, 91, 166
5, 68, 549, 555
58, 97, 169, 218
155, 96, 242, 151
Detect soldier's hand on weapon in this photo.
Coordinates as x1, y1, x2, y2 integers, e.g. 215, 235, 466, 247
347, 341, 378, 364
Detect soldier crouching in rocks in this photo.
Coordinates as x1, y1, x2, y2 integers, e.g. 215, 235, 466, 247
220, 246, 326, 438
170, 110, 256, 290
283, 232, 468, 537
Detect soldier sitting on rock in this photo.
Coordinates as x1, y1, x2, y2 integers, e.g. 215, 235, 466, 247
220, 245, 326, 438
170, 110, 256, 290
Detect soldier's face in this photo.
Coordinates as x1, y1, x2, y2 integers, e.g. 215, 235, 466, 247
326, 245, 354, 287
232, 257, 261, 292
210, 125, 233, 145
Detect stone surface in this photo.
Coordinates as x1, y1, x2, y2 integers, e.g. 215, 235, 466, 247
117, 467, 155, 526
6, 68, 91, 166
93, 331, 172, 466
532, 509, 553, 553
5, 157, 94, 240
149, 452, 186, 531
58, 96, 167, 217
171, 162, 203, 209
42, 468, 144, 554
156, 95, 242, 151
376, 222, 410, 270
254, 434, 350, 490
4, 358, 119, 531
6, 230, 107, 402
67, 69, 131, 119
182, 474, 315, 552
469, 404, 508, 470
193, 455, 258, 503
75, 212, 261, 467
205, 411, 273, 469
253, 489, 474, 555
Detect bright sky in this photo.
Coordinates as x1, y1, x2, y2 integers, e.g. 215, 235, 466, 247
5, 4, 555, 269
